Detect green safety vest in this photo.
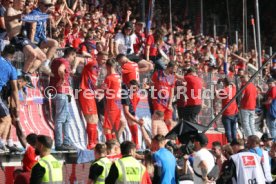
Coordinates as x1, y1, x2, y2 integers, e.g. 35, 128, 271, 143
93, 157, 112, 184
115, 156, 145, 184
34, 154, 63, 184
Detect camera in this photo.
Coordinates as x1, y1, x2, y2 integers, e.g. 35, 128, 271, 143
166, 140, 194, 158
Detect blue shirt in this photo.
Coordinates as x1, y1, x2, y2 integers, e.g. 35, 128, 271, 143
249, 147, 263, 157
29, 8, 47, 43
153, 148, 177, 184
0, 57, 17, 91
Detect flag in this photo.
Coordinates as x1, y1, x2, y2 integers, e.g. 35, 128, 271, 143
224, 38, 229, 75
22, 14, 49, 22
146, 0, 155, 35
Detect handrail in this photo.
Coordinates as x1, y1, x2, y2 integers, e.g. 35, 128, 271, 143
203, 52, 276, 133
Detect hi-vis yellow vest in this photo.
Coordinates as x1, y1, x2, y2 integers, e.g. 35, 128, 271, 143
93, 157, 112, 184
34, 154, 63, 184
114, 156, 145, 184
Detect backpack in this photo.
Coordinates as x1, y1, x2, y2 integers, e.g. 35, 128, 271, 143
270, 99, 276, 119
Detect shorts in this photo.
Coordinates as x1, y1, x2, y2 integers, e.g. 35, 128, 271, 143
0, 98, 11, 139
103, 107, 121, 131
34, 37, 47, 47
152, 100, 173, 121
0, 98, 10, 118
96, 98, 105, 116
79, 90, 97, 115
10, 35, 37, 51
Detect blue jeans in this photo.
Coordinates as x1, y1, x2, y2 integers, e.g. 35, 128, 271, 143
222, 115, 237, 143
240, 109, 256, 137
53, 94, 71, 147
266, 111, 276, 140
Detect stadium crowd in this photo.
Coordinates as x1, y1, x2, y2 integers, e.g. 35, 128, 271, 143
0, 0, 276, 183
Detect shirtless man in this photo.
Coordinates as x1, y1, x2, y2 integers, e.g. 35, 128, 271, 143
5, 0, 47, 87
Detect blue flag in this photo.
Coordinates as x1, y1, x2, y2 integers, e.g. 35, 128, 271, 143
224, 38, 229, 75
22, 14, 49, 22
146, 0, 155, 35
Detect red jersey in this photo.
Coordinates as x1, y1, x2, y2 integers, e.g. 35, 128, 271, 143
146, 34, 158, 56
133, 32, 145, 54
79, 60, 98, 90
152, 70, 175, 106
72, 37, 81, 49
221, 85, 238, 116
131, 91, 140, 112
49, 58, 71, 94
240, 82, 257, 110
122, 61, 139, 85
184, 74, 202, 106
104, 73, 121, 110
266, 86, 276, 110
22, 146, 37, 172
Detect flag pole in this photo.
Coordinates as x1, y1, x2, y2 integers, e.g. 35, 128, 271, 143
200, 0, 203, 34
242, 0, 248, 54
255, 0, 262, 77
169, 0, 175, 59
251, 16, 258, 68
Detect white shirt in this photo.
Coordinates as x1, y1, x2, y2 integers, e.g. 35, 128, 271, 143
193, 148, 215, 184
231, 151, 266, 184
114, 32, 136, 55
262, 149, 273, 182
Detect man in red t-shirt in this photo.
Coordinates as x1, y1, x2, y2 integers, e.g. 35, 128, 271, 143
103, 59, 123, 141
151, 61, 177, 130
49, 47, 77, 151
14, 133, 38, 184
240, 75, 257, 137
178, 67, 202, 124
79, 51, 108, 149
133, 22, 146, 57
217, 78, 238, 143
264, 78, 276, 139
116, 54, 140, 85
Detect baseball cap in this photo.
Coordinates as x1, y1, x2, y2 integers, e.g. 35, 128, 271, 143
39, 0, 53, 6
195, 133, 208, 146
261, 133, 273, 142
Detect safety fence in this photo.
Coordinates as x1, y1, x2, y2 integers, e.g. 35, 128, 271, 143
10, 50, 270, 134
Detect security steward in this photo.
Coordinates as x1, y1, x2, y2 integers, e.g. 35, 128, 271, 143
30, 135, 63, 184
88, 143, 112, 184
105, 141, 145, 184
